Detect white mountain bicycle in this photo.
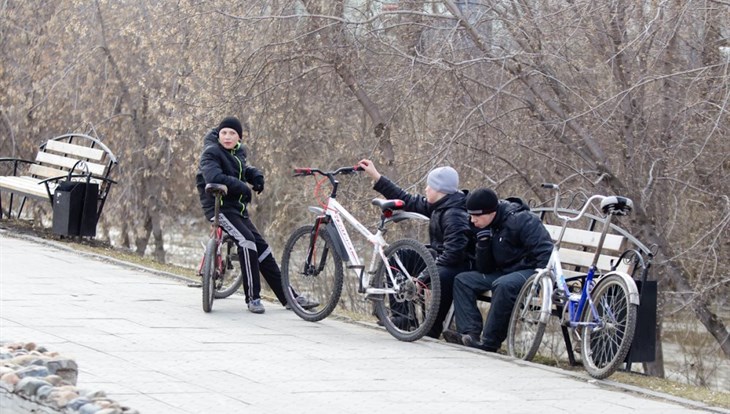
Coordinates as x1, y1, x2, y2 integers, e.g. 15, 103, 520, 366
280, 166, 441, 342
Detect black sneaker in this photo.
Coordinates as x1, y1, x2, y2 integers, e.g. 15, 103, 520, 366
442, 329, 465, 345
462, 335, 498, 352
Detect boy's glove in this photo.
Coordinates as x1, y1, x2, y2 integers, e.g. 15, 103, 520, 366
252, 176, 265, 194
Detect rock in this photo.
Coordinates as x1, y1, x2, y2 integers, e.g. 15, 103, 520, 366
97, 408, 124, 414
10, 354, 45, 366
79, 402, 102, 413
15, 365, 50, 378
23, 342, 37, 351
43, 374, 64, 386
36, 384, 55, 399
48, 388, 79, 408
0, 372, 20, 391
47, 357, 78, 385
68, 396, 92, 410
84, 389, 108, 399
15, 376, 51, 397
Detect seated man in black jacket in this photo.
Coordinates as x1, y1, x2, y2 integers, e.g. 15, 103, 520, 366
444, 188, 553, 352
358, 159, 474, 339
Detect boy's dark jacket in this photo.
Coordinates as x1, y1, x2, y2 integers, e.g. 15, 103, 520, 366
373, 176, 473, 268
196, 128, 263, 219
475, 197, 553, 274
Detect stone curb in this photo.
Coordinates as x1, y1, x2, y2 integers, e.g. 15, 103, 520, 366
0, 342, 139, 414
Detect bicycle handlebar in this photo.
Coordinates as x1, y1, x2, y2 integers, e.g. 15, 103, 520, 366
542, 183, 632, 222
293, 166, 363, 178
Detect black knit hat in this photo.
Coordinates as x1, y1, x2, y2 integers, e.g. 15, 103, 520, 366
466, 188, 499, 215
218, 116, 243, 138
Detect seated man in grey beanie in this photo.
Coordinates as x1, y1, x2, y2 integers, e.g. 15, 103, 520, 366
443, 188, 553, 352
357, 159, 474, 339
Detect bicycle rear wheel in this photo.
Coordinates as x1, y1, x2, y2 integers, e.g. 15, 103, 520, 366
214, 236, 243, 299
373, 238, 440, 342
281, 224, 344, 322
580, 274, 638, 379
202, 238, 217, 313
507, 271, 552, 360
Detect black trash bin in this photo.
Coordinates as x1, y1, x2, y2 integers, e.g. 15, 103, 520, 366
52, 180, 99, 237
625, 279, 657, 365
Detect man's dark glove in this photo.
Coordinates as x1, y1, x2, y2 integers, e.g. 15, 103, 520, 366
252, 176, 265, 194
476, 229, 493, 241
476, 228, 492, 248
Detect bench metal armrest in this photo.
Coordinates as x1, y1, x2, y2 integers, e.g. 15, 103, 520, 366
0, 158, 37, 176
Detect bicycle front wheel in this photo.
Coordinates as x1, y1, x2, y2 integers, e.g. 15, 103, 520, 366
580, 274, 638, 379
373, 238, 440, 342
281, 225, 344, 322
202, 238, 217, 313
507, 271, 552, 360
214, 237, 243, 299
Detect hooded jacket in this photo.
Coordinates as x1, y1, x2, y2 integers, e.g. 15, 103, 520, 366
373, 176, 473, 268
196, 128, 262, 219
475, 197, 553, 274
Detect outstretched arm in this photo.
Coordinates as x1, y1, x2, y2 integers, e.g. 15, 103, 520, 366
358, 159, 381, 182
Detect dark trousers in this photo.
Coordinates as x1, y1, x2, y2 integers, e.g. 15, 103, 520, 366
452, 269, 533, 349
219, 213, 287, 305
427, 265, 471, 338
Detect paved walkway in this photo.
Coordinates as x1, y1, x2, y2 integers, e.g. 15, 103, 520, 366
0, 232, 726, 413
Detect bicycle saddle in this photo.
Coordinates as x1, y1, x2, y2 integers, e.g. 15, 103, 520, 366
205, 183, 228, 196
600, 196, 633, 216
372, 198, 405, 212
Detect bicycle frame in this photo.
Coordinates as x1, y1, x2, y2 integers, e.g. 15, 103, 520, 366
540, 184, 639, 329
296, 167, 428, 295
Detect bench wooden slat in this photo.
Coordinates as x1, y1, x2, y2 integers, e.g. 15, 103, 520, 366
35, 152, 107, 176
544, 224, 624, 252
28, 164, 67, 180
559, 248, 630, 273
0, 176, 56, 199
44, 140, 106, 161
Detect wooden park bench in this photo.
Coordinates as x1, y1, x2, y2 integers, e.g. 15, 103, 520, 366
0, 133, 118, 231
443, 205, 656, 368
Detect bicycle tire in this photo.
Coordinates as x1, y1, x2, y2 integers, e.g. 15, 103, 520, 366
281, 224, 344, 322
373, 238, 440, 342
507, 271, 552, 360
580, 274, 638, 379
202, 238, 217, 313
214, 237, 243, 299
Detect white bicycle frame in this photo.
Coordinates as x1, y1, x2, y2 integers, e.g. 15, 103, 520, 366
308, 196, 429, 295
530, 187, 640, 326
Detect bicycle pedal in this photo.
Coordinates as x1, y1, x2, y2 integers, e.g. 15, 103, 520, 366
364, 293, 384, 301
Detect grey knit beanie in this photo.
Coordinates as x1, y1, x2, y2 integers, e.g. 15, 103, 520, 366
427, 166, 459, 194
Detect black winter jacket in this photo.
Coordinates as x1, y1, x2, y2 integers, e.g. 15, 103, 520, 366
196, 128, 262, 220
475, 197, 553, 275
373, 176, 473, 268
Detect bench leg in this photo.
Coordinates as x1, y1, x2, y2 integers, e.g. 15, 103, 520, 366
443, 303, 456, 333
561, 326, 578, 366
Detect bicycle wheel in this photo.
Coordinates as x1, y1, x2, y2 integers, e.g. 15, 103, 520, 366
214, 237, 243, 299
373, 238, 440, 342
281, 224, 344, 322
580, 274, 638, 379
507, 271, 552, 360
202, 238, 217, 313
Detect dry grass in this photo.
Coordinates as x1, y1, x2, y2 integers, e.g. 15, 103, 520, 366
2, 218, 728, 409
